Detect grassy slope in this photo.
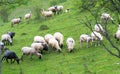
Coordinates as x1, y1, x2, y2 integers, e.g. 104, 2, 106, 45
0, 0, 120, 74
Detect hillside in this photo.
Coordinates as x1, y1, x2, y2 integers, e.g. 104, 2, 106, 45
0, 0, 120, 74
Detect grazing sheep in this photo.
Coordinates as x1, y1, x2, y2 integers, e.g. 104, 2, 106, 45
31, 42, 48, 53
0, 41, 4, 50
24, 11, 32, 20
2, 50, 19, 64
55, 5, 63, 14
91, 31, 103, 46
1, 34, 12, 45
65, 8, 70, 13
94, 24, 105, 33
48, 6, 57, 14
66, 37, 75, 52
114, 25, 120, 42
44, 34, 55, 44
7, 31, 15, 39
34, 36, 46, 43
80, 34, 93, 48
48, 38, 61, 52
41, 9, 53, 17
100, 13, 113, 23
11, 17, 22, 27
21, 47, 42, 60
54, 32, 64, 48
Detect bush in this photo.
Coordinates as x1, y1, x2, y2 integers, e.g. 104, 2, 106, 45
39, 25, 49, 31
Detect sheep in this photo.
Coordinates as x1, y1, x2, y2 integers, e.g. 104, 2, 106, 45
44, 34, 55, 44
34, 36, 46, 43
48, 6, 57, 14
54, 32, 64, 48
91, 31, 103, 46
55, 5, 63, 14
65, 8, 70, 13
66, 37, 75, 52
41, 9, 53, 17
48, 38, 61, 52
94, 24, 105, 33
7, 31, 15, 39
1, 34, 12, 45
0, 41, 4, 50
80, 34, 93, 48
24, 11, 32, 20
11, 17, 22, 27
31, 42, 48, 53
21, 47, 42, 60
100, 13, 113, 23
114, 25, 120, 42
2, 50, 19, 64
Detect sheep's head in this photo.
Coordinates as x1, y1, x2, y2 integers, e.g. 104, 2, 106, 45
42, 43, 48, 51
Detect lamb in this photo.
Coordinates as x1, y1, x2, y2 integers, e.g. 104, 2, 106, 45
114, 25, 120, 42
1, 34, 12, 45
34, 36, 46, 43
91, 31, 103, 46
11, 17, 22, 27
21, 47, 42, 60
100, 13, 113, 23
66, 37, 75, 52
55, 5, 63, 14
80, 34, 93, 48
31, 42, 48, 53
44, 34, 55, 44
7, 31, 15, 39
41, 9, 53, 17
2, 50, 19, 64
54, 32, 64, 48
94, 24, 105, 33
24, 11, 32, 20
48, 38, 61, 52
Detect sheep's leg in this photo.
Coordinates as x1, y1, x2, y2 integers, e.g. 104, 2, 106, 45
6, 59, 9, 63
21, 53, 24, 61
30, 53, 33, 60
11, 59, 13, 64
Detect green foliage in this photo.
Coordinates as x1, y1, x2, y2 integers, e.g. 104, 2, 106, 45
39, 25, 49, 31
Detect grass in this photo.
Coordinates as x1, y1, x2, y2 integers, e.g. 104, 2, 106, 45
0, 0, 120, 74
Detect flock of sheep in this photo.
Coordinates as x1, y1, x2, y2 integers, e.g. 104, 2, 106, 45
1, 7, 120, 64
10, 5, 70, 27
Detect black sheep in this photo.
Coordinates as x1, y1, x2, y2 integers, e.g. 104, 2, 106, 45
2, 50, 20, 64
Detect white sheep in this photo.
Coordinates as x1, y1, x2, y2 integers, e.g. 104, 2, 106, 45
91, 31, 103, 46
80, 34, 93, 48
44, 34, 55, 44
1, 34, 12, 45
65, 8, 70, 13
21, 47, 42, 60
48, 38, 61, 52
11, 17, 22, 27
48, 6, 56, 14
34, 36, 46, 43
41, 9, 53, 17
24, 11, 32, 20
66, 37, 75, 52
100, 13, 113, 23
55, 5, 63, 14
94, 24, 105, 33
114, 25, 120, 42
54, 32, 64, 48
31, 42, 48, 53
